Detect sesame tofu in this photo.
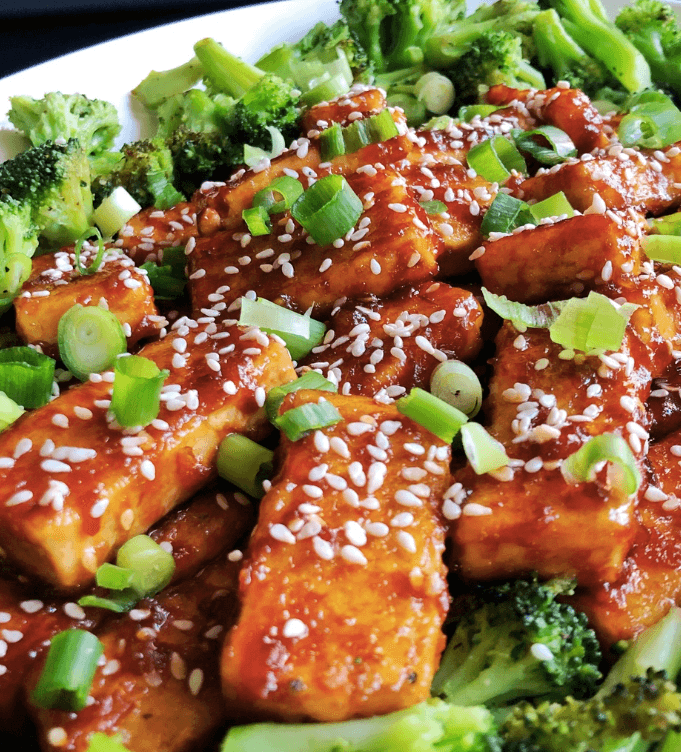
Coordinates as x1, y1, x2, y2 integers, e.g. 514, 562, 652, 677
15, 248, 163, 359
300, 281, 483, 401
188, 166, 442, 318
647, 360, 680, 441
475, 212, 643, 304
221, 390, 451, 722
117, 201, 199, 264
29, 555, 242, 752
0, 323, 295, 589
301, 86, 392, 135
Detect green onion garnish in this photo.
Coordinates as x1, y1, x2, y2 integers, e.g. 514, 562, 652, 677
414, 72, 455, 115
243, 127, 286, 168
513, 126, 577, 166
217, 433, 274, 498
0, 391, 24, 431
30, 629, 103, 711
458, 105, 502, 122
86, 732, 132, 752
319, 123, 346, 161
561, 433, 640, 495
77, 591, 140, 614
93, 187, 142, 239
649, 212, 681, 237
480, 193, 536, 237
0, 346, 55, 408
265, 371, 337, 422
429, 360, 482, 418
110, 355, 169, 428
300, 73, 350, 107
239, 297, 326, 361
140, 247, 187, 300
253, 176, 304, 216
242, 205, 271, 236
641, 235, 681, 265
617, 93, 681, 149
319, 110, 400, 162
291, 174, 363, 246
58, 304, 127, 381
419, 200, 448, 215
95, 562, 136, 591
460, 422, 508, 474
74, 227, 107, 276
275, 398, 343, 441
482, 288, 566, 329
396, 387, 468, 444
528, 191, 575, 222
466, 136, 527, 184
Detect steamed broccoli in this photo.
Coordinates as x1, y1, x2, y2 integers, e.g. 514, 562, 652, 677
0, 196, 39, 258
132, 56, 204, 109
221, 698, 496, 751
615, 0, 681, 101
374, 66, 430, 124
0, 138, 93, 246
431, 577, 602, 707
7, 92, 121, 159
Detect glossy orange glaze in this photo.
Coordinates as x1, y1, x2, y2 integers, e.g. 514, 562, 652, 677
301, 86, 390, 134
117, 201, 198, 265
647, 360, 681, 441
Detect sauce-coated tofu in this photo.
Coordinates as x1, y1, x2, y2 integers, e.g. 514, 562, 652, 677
117, 202, 198, 264
222, 391, 451, 722
0, 323, 294, 589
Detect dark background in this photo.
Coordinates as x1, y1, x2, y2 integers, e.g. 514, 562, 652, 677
0, 0, 261, 80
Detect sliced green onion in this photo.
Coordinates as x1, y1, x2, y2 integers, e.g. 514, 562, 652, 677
86, 733, 132, 752
513, 126, 577, 166
482, 287, 566, 329
415, 72, 455, 115
529, 191, 575, 222
117, 534, 175, 596
265, 371, 337, 422
319, 124, 346, 161
30, 629, 103, 711
244, 126, 286, 167
253, 176, 304, 215
58, 304, 127, 381
387, 94, 427, 128
649, 212, 681, 237
110, 355, 168, 428
319, 110, 400, 162
77, 591, 140, 614
300, 73, 350, 107
74, 227, 107, 276
618, 97, 681, 149
467, 136, 527, 184
93, 187, 142, 238
239, 297, 326, 360
291, 175, 363, 246
217, 433, 274, 498
0, 346, 55, 408
458, 105, 501, 122
419, 200, 447, 215
641, 235, 681, 264
242, 205, 271, 236
430, 361, 482, 418
561, 433, 640, 495
140, 248, 187, 300
95, 562, 136, 591
480, 193, 536, 237
276, 398, 343, 441
460, 422, 508, 474
424, 115, 453, 130
396, 387, 468, 444
0, 391, 24, 431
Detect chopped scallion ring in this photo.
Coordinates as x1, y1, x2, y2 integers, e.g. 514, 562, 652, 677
415, 72, 455, 115
529, 192, 574, 222
217, 433, 274, 498
300, 73, 350, 107
430, 361, 482, 418
74, 226, 107, 276
466, 136, 526, 184
480, 193, 536, 237
291, 174, 363, 246
96, 562, 136, 591
78, 591, 140, 614
0, 391, 24, 431
649, 212, 680, 237
110, 355, 169, 428
460, 422, 508, 474
419, 200, 448, 215
93, 187, 142, 238
319, 110, 400, 162
244, 126, 286, 167
513, 126, 577, 166
117, 534, 176, 596
458, 105, 502, 122
482, 287, 566, 329
30, 629, 103, 711
396, 387, 468, 444
642, 235, 681, 265
242, 205, 272, 236
276, 398, 343, 440
0, 346, 55, 409
85, 733, 132, 752
58, 304, 127, 381
618, 95, 681, 149
319, 124, 347, 161
561, 433, 640, 495
253, 176, 304, 215
265, 371, 337, 422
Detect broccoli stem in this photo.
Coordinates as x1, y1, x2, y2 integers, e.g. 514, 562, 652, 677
533, 9, 590, 76
194, 38, 264, 98
425, 20, 504, 68
132, 57, 204, 109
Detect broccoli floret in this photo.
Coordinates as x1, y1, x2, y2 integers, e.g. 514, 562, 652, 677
221, 698, 496, 751
374, 65, 429, 125
167, 129, 241, 196
447, 31, 546, 108
91, 138, 184, 211
155, 89, 234, 140
132, 56, 204, 109
431, 577, 602, 707
615, 0, 681, 101
0, 195, 39, 259
7, 92, 121, 159
0, 138, 93, 246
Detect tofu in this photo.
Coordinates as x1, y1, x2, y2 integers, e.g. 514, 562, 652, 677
301, 86, 392, 134
29, 555, 242, 752
300, 281, 483, 401
117, 202, 198, 264
188, 166, 442, 318
222, 390, 451, 722
647, 360, 680, 441
15, 248, 163, 358
0, 322, 295, 589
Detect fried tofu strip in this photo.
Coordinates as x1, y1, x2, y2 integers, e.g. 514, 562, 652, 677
300, 282, 483, 401
222, 390, 451, 722
29, 555, 242, 752
0, 323, 294, 589
301, 86, 391, 134
449, 323, 652, 586
188, 166, 442, 318
117, 202, 198, 264
570, 430, 681, 646
15, 248, 163, 358
475, 212, 643, 304
647, 361, 680, 441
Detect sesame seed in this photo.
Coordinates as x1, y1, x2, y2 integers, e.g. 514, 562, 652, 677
395, 489, 423, 507
344, 520, 367, 546
90, 498, 109, 518
188, 668, 204, 696
313, 535, 334, 560
396, 530, 417, 553
140, 460, 156, 481
51, 414, 69, 428
20, 599, 43, 614
7, 490, 33, 506
341, 544, 368, 565
47, 727, 68, 747
530, 643, 554, 661
270, 523, 296, 544
63, 602, 86, 620
403, 443, 425, 456
314, 431, 330, 452
283, 618, 308, 638
462, 502, 493, 516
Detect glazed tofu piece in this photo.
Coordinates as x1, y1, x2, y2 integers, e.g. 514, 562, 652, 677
15, 248, 163, 358
449, 322, 652, 586
188, 166, 442, 318
300, 282, 483, 401
222, 390, 451, 722
301, 85, 393, 134
647, 361, 680, 441
475, 212, 643, 304
116, 202, 199, 264
29, 555, 242, 752
0, 322, 295, 589
570, 430, 681, 646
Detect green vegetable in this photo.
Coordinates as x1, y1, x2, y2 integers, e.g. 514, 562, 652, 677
265, 371, 338, 422
110, 355, 169, 428
561, 433, 641, 495
430, 360, 483, 417
0, 346, 55, 409
132, 56, 204, 108
397, 386, 468, 443
217, 434, 274, 498
140, 247, 187, 300
460, 421, 509, 473
275, 398, 343, 440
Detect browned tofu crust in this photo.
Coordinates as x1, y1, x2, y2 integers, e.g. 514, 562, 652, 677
117, 202, 199, 264
222, 390, 451, 722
